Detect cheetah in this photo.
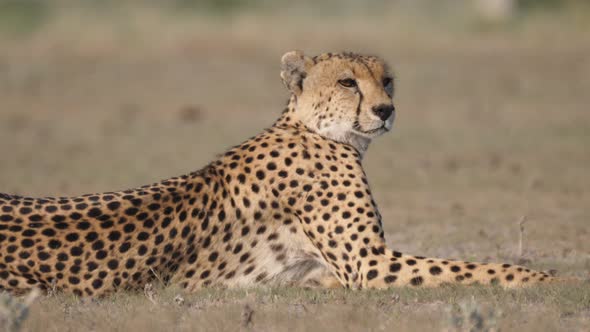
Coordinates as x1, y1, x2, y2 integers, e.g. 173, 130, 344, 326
0, 51, 567, 296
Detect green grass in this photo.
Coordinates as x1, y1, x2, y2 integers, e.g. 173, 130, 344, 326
0, 1, 50, 36
0, 0, 588, 36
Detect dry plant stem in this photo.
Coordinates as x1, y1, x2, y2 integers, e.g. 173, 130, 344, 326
518, 216, 527, 258
241, 304, 254, 329
144, 283, 158, 306
149, 267, 165, 286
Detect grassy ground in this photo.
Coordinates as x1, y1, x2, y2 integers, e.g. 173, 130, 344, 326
16, 284, 590, 331
0, 2, 589, 331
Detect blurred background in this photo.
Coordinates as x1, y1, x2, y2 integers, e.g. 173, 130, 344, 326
0, 0, 588, 273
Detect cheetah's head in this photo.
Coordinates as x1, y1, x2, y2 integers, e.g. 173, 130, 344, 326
280, 51, 395, 153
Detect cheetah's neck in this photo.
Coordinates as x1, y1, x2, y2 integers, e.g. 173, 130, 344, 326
273, 95, 371, 157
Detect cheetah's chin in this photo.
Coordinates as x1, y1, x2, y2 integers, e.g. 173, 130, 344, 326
351, 125, 388, 139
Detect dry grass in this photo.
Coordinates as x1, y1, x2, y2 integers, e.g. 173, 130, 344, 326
14, 284, 590, 331
0, 3, 589, 331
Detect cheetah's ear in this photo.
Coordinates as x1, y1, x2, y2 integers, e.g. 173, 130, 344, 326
280, 50, 314, 96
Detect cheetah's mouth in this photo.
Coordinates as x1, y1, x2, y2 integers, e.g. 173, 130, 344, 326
352, 123, 389, 138
367, 124, 389, 134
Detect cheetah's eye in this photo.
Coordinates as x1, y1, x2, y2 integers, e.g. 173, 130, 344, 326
338, 79, 357, 88
383, 77, 394, 96
382, 77, 393, 88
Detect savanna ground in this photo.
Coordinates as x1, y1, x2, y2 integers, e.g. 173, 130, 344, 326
0, 1, 589, 331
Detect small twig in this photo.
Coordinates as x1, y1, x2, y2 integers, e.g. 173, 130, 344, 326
47, 278, 57, 297
241, 304, 254, 329
149, 267, 165, 286
144, 283, 158, 305
517, 216, 527, 257
174, 294, 185, 306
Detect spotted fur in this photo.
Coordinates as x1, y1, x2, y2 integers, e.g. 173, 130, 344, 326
0, 51, 562, 296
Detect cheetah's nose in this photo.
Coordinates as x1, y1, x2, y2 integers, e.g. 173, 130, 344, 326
372, 104, 395, 121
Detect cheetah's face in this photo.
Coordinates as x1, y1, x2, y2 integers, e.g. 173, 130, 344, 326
281, 51, 395, 145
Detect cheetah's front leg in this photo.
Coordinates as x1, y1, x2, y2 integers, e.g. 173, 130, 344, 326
285, 158, 556, 289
